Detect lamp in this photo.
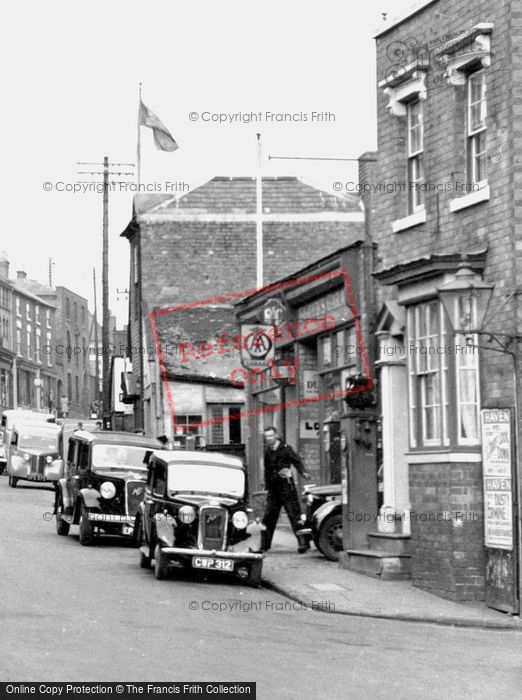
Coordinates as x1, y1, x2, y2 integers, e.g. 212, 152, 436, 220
437, 265, 494, 335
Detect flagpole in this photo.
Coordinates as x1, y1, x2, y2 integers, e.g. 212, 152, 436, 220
137, 82, 142, 188
256, 133, 263, 289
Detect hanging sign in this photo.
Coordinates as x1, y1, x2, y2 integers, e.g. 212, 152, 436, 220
239, 324, 275, 369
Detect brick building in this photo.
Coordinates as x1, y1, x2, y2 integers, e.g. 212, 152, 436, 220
0, 254, 14, 411
371, 0, 522, 611
120, 176, 365, 441
0, 260, 58, 412
21, 282, 97, 418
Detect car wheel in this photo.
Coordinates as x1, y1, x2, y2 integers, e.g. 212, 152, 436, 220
154, 544, 170, 580
8, 474, 18, 488
0, 462, 5, 476
136, 520, 151, 569
318, 513, 343, 561
246, 560, 263, 588
55, 498, 70, 536
79, 505, 94, 546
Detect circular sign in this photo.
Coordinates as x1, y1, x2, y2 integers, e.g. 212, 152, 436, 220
245, 327, 273, 360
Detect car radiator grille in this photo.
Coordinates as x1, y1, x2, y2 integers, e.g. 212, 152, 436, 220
125, 480, 146, 517
33, 455, 44, 475
198, 506, 227, 550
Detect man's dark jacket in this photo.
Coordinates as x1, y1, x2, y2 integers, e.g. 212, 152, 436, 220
264, 441, 306, 491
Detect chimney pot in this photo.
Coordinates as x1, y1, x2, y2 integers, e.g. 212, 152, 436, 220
16, 270, 27, 279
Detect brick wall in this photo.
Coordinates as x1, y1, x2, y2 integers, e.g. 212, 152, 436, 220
409, 461, 485, 601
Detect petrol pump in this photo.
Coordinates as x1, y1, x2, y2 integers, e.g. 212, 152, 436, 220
340, 375, 378, 552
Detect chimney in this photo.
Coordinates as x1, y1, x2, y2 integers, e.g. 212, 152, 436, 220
0, 253, 9, 279
16, 270, 27, 279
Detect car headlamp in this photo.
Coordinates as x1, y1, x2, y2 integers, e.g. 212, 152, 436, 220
100, 481, 116, 499
232, 511, 248, 529
24, 453, 30, 462
306, 494, 315, 504
45, 456, 53, 464
178, 505, 196, 524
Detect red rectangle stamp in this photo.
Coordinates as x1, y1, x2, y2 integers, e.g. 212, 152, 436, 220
149, 267, 373, 433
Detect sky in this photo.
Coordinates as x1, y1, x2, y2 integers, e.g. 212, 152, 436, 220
1, 0, 420, 325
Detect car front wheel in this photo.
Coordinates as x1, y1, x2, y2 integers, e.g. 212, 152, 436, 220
317, 513, 343, 561
55, 497, 70, 536
8, 474, 18, 488
79, 505, 94, 546
154, 544, 170, 580
246, 560, 263, 587
136, 519, 151, 569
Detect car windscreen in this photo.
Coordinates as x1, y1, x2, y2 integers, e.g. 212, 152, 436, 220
167, 463, 245, 497
18, 430, 59, 451
91, 444, 149, 472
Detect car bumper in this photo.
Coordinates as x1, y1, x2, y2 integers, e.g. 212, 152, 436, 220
160, 547, 263, 561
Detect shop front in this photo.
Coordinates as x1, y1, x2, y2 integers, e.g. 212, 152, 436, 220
235, 245, 377, 511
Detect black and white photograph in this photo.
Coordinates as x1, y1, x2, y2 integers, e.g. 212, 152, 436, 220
1, 0, 522, 697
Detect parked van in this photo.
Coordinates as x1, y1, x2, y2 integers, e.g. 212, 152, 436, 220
7, 420, 63, 487
0, 409, 56, 474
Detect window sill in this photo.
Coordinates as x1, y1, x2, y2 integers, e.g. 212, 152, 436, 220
449, 182, 489, 212
392, 208, 426, 233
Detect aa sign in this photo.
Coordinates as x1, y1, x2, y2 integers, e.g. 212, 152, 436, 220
239, 324, 275, 369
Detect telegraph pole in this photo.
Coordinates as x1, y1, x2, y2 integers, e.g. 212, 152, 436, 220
102, 156, 110, 421
77, 159, 135, 424
93, 268, 102, 416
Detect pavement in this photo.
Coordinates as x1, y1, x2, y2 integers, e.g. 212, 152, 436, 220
264, 524, 522, 630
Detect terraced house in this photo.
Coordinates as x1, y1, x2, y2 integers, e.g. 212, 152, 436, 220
371, 0, 522, 613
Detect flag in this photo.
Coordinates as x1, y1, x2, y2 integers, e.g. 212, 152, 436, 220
139, 100, 179, 152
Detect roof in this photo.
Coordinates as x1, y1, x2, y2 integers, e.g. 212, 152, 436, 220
125, 176, 361, 224
374, 0, 439, 38
373, 250, 487, 286
235, 242, 365, 308
11, 279, 56, 307
152, 449, 244, 469
14, 421, 62, 433
71, 431, 162, 448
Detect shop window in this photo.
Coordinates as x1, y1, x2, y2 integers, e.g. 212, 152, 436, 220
407, 299, 479, 449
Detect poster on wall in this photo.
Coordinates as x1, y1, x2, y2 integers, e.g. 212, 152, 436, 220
481, 409, 513, 550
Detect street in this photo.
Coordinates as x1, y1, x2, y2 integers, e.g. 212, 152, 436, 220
0, 472, 521, 699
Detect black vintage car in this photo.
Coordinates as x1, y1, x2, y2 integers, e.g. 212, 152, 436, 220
54, 431, 162, 545
302, 483, 343, 561
135, 449, 264, 586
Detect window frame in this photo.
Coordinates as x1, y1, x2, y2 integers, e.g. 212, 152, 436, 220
466, 70, 487, 186
406, 99, 425, 214
407, 298, 480, 451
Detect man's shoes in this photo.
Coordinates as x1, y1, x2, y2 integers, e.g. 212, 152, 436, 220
297, 534, 311, 554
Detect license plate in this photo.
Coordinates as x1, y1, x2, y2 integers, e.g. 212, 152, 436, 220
122, 526, 133, 536
192, 557, 233, 571
26, 474, 46, 482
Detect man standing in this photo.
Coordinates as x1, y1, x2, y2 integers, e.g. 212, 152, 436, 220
262, 426, 311, 553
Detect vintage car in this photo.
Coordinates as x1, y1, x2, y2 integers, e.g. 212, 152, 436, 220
0, 409, 56, 474
302, 483, 343, 561
135, 449, 264, 586
54, 430, 162, 545
7, 421, 63, 487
